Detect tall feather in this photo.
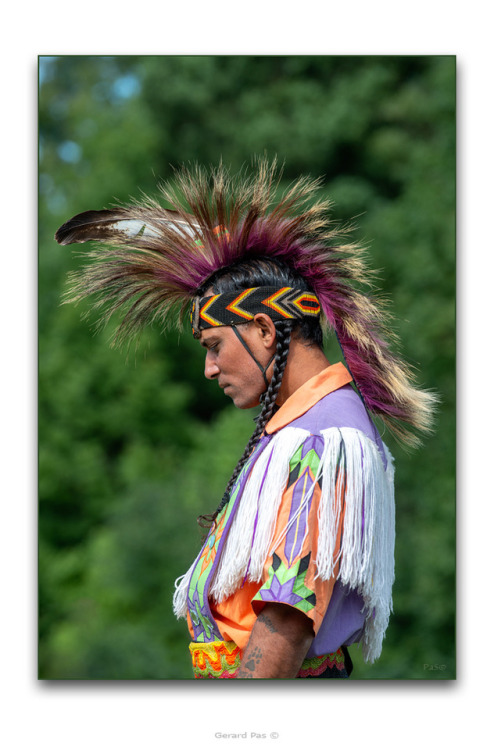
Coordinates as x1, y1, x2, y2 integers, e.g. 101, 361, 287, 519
55, 157, 437, 446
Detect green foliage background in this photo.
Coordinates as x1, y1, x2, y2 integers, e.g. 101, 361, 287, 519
38, 55, 455, 680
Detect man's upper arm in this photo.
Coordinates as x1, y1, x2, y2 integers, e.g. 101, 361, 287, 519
236, 602, 314, 679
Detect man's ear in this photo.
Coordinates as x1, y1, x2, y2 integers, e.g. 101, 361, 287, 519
252, 314, 277, 349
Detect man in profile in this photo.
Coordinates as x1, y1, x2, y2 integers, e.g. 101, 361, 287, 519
56, 159, 436, 678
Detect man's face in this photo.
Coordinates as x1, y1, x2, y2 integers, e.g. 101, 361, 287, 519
199, 323, 270, 409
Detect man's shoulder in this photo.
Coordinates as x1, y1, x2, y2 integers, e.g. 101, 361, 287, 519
273, 385, 387, 466
285, 384, 380, 441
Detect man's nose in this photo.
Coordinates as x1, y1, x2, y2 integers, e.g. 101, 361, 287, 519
204, 352, 220, 380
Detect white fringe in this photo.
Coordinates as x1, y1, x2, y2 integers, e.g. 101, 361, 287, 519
315, 428, 395, 663
173, 426, 396, 664
173, 570, 194, 619
209, 427, 311, 602
173, 427, 310, 618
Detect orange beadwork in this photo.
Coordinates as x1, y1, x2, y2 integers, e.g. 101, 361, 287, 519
189, 640, 346, 679
189, 640, 242, 679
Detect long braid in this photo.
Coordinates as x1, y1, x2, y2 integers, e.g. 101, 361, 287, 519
198, 320, 292, 531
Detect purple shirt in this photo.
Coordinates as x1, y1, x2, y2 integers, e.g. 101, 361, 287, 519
273, 384, 386, 656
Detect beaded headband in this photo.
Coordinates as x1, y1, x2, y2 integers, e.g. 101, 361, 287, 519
190, 286, 321, 338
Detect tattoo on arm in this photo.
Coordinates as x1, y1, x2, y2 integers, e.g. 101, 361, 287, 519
258, 612, 279, 635
238, 646, 263, 678
243, 646, 262, 671
236, 604, 314, 678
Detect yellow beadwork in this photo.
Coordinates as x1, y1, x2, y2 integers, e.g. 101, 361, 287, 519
189, 640, 242, 678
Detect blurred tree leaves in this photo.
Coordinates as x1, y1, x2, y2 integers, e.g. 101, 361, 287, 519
39, 55, 455, 679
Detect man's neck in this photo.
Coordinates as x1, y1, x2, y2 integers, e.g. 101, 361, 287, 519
276, 339, 331, 406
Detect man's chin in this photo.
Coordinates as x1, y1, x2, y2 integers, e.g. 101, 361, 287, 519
230, 393, 261, 410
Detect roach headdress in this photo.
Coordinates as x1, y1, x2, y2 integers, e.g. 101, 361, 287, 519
55, 158, 436, 447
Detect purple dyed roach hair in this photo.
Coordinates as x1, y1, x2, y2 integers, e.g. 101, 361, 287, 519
55, 157, 437, 447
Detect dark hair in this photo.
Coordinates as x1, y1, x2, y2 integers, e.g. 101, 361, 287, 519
199, 256, 323, 347
197, 258, 323, 530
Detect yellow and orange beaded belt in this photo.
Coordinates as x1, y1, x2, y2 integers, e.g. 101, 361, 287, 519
189, 640, 346, 679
